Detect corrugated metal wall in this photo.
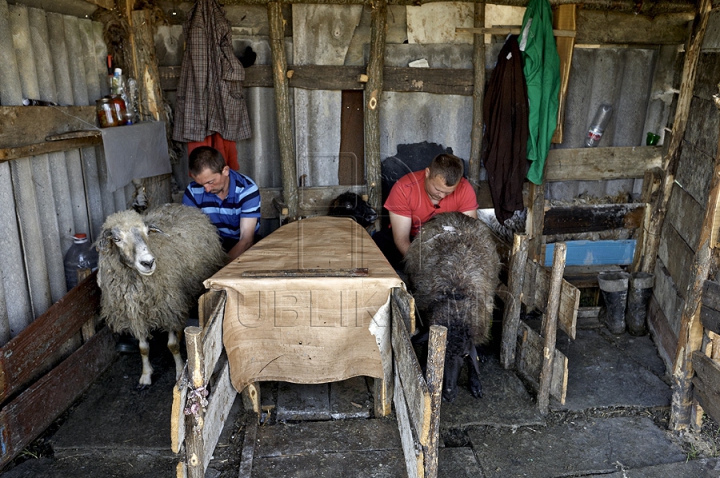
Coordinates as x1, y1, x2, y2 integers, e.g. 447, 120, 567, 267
0, 0, 134, 345
158, 4, 679, 195
548, 44, 680, 202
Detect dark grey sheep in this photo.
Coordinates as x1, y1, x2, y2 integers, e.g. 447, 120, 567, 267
404, 212, 501, 402
96, 203, 227, 388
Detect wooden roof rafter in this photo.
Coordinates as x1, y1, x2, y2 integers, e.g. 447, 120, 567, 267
218, 0, 697, 15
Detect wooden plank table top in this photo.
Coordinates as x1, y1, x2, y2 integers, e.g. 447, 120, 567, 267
205, 216, 404, 398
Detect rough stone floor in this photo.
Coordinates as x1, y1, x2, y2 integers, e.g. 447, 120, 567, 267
3, 320, 720, 478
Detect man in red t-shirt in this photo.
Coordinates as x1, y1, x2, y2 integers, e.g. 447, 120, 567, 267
374, 153, 478, 269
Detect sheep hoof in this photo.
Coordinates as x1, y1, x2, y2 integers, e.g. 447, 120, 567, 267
442, 388, 458, 403
136, 383, 150, 392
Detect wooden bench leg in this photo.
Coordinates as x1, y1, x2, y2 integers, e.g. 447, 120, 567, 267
242, 382, 261, 416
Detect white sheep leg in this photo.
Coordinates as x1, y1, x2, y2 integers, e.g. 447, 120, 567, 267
138, 337, 154, 387
167, 330, 184, 380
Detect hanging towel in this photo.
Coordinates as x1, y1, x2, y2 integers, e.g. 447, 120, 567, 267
520, 0, 560, 185
482, 35, 530, 224
188, 133, 239, 171
173, 0, 251, 142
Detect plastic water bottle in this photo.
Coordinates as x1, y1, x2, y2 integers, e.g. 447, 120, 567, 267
64, 233, 98, 291
585, 104, 613, 147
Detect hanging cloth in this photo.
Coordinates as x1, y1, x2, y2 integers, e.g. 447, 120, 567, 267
188, 133, 240, 171
519, 0, 560, 185
482, 35, 530, 224
172, 0, 251, 142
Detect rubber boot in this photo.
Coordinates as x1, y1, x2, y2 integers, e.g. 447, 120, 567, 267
626, 272, 654, 336
598, 271, 630, 334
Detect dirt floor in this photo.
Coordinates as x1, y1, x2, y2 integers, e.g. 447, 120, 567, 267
4, 320, 720, 477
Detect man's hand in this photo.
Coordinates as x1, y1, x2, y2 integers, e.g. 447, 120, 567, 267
462, 209, 478, 219
389, 212, 413, 257
228, 217, 258, 260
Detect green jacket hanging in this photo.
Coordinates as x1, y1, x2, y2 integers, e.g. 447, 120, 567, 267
520, 0, 560, 185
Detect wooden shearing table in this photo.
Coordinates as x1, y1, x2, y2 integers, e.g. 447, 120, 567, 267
204, 216, 404, 416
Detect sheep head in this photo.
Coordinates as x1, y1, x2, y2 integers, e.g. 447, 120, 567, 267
97, 210, 164, 276
328, 192, 377, 228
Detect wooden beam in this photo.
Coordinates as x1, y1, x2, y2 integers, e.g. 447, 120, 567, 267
575, 9, 692, 45
86, 0, 115, 9
0, 136, 103, 162
544, 146, 662, 182
538, 243, 566, 414
0, 326, 115, 469
468, 1, 485, 188
501, 234, 529, 369
391, 293, 431, 448
0, 272, 100, 404
364, 0, 387, 217
0, 106, 97, 149
552, 4, 576, 144
515, 321, 568, 404
702, 280, 720, 311
268, 3, 298, 218
184, 326, 206, 478
542, 203, 645, 235
241, 268, 369, 277
424, 325, 446, 478
631, 168, 662, 273
159, 65, 474, 95
526, 182, 545, 263
691, 351, 720, 425
130, 9, 167, 123
219, 0, 696, 16
642, 0, 711, 275
201, 357, 236, 471
457, 27, 576, 37
670, 44, 720, 430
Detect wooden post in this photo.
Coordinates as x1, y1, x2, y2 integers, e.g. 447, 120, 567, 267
184, 326, 205, 478
501, 234, 529, 369
526, 181, 546, 263
630, 168, 662, 273
268, 2, 298, 218
129, 9, 166, 122
538, 242, 566, 415
669, 135, 720, 431
551, 4, 576, 144
364, 0, 387, 216
468, 1, 485, 188
241, 382, 261, 415
424, 325, 447, 478
641, 0, 711, 274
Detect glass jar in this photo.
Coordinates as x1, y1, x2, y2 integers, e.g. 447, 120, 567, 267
109, 95, 127, 126
96, 97, 118, 128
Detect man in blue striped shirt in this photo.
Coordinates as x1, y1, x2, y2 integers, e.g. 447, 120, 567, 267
183, 146, 261, 260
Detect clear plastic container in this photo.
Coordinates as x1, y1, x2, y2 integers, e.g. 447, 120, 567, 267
585, 104, 613, 147
64, 233, 98, 291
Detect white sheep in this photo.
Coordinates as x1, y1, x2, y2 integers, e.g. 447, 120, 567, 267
96, 203, 227, 388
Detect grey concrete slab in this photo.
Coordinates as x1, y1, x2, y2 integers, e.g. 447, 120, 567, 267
597, 328, 669, 380
330, 377, 372, 419
584, 457, 720, 478
251, 450, 406, 478
468, 416, 686, 478
1, 454, 177, 478
255, 418, 401, 457
276, 382, 331, 421
50, 339, 179, 457
553, 328, 671, 411
438, 447, 484, 478
440, 356, 545, 431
